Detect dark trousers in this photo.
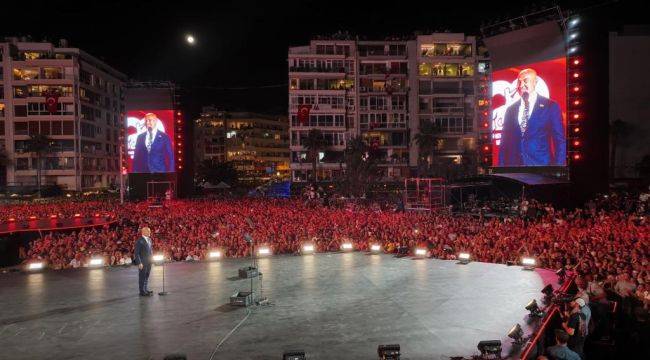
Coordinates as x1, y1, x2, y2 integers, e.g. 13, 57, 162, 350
138, 264, 152, 293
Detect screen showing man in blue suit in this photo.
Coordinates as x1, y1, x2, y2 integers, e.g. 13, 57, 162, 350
132, 113, 175, 173
497, 68, 566, 167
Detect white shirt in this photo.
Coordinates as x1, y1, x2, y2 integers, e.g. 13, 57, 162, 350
145, 128, 158, 152
517, 92, 537, 131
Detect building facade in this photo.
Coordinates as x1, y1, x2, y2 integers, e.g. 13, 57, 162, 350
194, 107, 290, 183
288, 33, 489, 182
0, 37, 126, 191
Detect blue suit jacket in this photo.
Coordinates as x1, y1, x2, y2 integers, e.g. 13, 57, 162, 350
133, 236, 153, 266
133, 131, 175, 173
498, 95, 566, 166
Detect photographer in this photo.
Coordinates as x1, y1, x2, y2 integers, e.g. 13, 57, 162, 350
561, 299, 588, 359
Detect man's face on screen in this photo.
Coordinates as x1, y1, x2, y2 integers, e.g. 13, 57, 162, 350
145, 114, 159, 131
517, 71, 537, 97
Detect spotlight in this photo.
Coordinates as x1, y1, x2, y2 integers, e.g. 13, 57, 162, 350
414, 248, 427, 257
302, 244, 315, 254
573, 154, 581, 160
283, 350, 306, 360
525, 299, 544, 317
370, 244, 382, 253
477, 340, 501, 357
458, 252, 471, 264
208, 250, 222, 259
27, 262, 45, 271
568, 47, 578, 54
258, 246, 271, 256
152, 254, 165, 263
50, 214, 57, 219
521, 257, 536, 270
569, 33, 578, 40
507, 323, 525, 345
74, 213, 81, 218
89, 257, 104, 267
29, 215, 37, 220
8, 218, 16, 222
569, 18, 580, 28
377, 344, 400, 360
541, 284, 554, 297
341, 243, 353, 251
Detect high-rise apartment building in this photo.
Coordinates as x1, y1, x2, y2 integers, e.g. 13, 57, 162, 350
1, 37, 126, 191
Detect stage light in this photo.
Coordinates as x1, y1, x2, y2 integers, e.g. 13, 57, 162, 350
525, 299, 544, 317
413, 229, 419, 234
458, 252, 471, 264
541, 284, 554, 298
573, 100, 581, 106
377, 344, 400, 360
507, 324, 525, 345
573, 140, 581, 147
208, 250, 222, 259
522, 257, 536, 270
414, 248, 427, 257
370, 244, 382, 252
573, 58, 581, 66
341, 242, 353, 251
569, 18, 580, 28
573, 154, 581, 160
573, 127, 581, 133
477, 340, 502, 357
573, 72, 580, 78
74, 213, 81, 218
186, 35, 195, 45
27, 262, 44, 271
302, 244, 315, 253
29, 215, 37, 220
483, 145, 490, 152
89, 257, 104, 267
258, 247, 271, 256
152, 254, 165, 263
573, 86, 580, 92
573, 113, 580, 120
569, 33, 579, 40
94, 213, 101, 218
8, 218, 15, 222
568, 47, 578, 54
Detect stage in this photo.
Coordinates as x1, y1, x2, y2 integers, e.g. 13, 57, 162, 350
0, 253, 557, 359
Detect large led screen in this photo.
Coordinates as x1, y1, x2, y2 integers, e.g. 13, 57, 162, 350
126, 110, 175, 173
491, 58, 567, 166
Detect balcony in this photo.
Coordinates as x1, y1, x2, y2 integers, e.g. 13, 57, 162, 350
289, 66, 347, 74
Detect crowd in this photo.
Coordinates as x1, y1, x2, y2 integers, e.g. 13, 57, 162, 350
4, 193, 649, 355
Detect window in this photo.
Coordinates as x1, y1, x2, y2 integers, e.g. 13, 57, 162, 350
14, 122, 28, 135
16, 158, 29, 170
419, 63, 431, 76
14, 105, 27, 117
40, 121, 51, 135
419, 80, 432, 95
433, 81, 460, 94
62, 121, 74, 135
0, 121, 4, 136
43, 67, 63, 79
51, 121, 62, 135
13, 68, 39, 80
460, 63, 474, 76
0, 103, 5, 117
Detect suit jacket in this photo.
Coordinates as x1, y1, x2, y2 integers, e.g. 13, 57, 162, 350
133, 236, 153, 266
133, 130, 175, 173
498, 95, 566, 167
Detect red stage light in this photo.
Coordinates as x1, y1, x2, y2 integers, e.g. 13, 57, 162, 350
573, 59, 580, 65
29, 216, 37, 220
483, 146, 490, 152
573, 72, 580, 78
94, 213, 100, 218
574, 127, 581, 133
573, 154, 581, 160
573, 86, 580, 92
50, 214, 57, 219
8, 218, 16, 222
573, 140, 581, 146
483, 157, 489, 163
573, 113, 580, 120
177, 111, 181, 116
573, 100, 581, 106
74, 213, 81, 218
483, 122, 489, 128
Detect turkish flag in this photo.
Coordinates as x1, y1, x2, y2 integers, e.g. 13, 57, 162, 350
297, 104, 311, 125
45, 90, 59, 113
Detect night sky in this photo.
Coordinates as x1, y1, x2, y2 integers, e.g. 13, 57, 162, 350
3, 0, 638, 118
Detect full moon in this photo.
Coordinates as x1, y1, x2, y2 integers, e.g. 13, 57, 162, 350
186, 35, 195, 45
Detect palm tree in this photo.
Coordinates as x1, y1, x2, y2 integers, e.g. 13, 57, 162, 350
303, 129, 326, 182
413, 119, 441, 175
343, 136, 381, 197
26, 134, 51, 197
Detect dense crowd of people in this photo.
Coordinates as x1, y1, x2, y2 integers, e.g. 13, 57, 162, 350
2, 192, 648, 358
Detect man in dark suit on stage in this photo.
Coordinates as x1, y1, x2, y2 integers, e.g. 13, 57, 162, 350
134, 227, 154, 296
498, 68, 566, 167
132, 113, 175, 173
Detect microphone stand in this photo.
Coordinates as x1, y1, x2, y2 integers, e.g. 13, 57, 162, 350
158, 258, 168, 296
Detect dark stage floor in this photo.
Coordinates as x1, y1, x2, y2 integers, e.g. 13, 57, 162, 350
0, 253, 557, 359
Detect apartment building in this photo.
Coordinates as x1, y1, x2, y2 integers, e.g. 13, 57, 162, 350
194, 107, 290, 183
288, 33, 490, 182
0, 37, 126, 191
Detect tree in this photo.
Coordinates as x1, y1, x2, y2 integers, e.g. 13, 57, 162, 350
343, 136, 381, 197
303, 129, 327, 182
413, 119, 442, 176
196, 160, 239, 187
26, 134, 51, 197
